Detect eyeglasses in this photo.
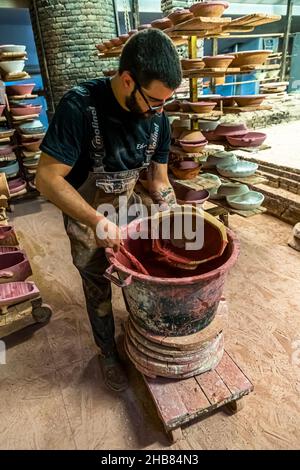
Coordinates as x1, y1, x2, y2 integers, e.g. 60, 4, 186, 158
132, 76, 176, 113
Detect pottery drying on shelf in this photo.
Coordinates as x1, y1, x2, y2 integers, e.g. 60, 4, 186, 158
179, 100, 192, 112
0, 281, 40, 310
0, 128, 15, 139
216, 161, 258, 178
0, 144, 15, 155
204, 151, 237, 168
152, 206, 228, 270
0, 104, 5, 117
119, 34, 129, 44
0, 44, 26, 53
172, 181, 210, 206
203, 55, 235, 69
233, 95, 266, 107
0, 225, 18, 246
137, 24, 152, 30
96, 43, 107, 52
168, 9, 193, 25
151, 18, 173, 30
171, 160, 201, 179
0, 251, 32, 283
8, 177, 27, 195
128, 29, 138, 36
19, 119, 45, 135
102, 40, 113, 49
0, 160, 19, 178
226, 191, 264, 211
189, 1, 229, 18
202, 130, 223, 142
230, 50, 272, 67
181, 59, 205, 70
178, 140, 208, 154
198, 119, 220, 131
6, 83, 35, 95
10, 105, 42, 117
226, 131, 267, 147
217, 182, 249, 198
214, 122, 248, 137
110, 37, 122, 47
21, 139, 42, 152
164, 100, 180, 112
0, 60, 25, 74
189, 101, 217, 113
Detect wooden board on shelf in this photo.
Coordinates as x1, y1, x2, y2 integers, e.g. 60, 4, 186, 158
8, 94, 38, 100
12, 114, 39, 122
171, 174, 217, 191
0, 129, 15, 139
22, 150, 41, 158
165, 16, 231, 33
3, 72, 30, 81
223, 104, 273, 113
166, 110, 222, 119
170, 144, 207, 160
225, 13, 281, 29
0, 52, 27, 60
208, 197, 266, 218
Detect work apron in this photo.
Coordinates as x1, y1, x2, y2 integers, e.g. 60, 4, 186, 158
63, 97, 160, 354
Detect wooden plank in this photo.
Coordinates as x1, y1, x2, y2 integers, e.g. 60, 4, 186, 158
145, 377, 189, 425
195, 367, 231, 405
166, 111, 222, 118
209, 197, 267, 218
8, 94, 38, 100
223, 105, 272, 113
12, 114, 39, 122
215, 351, 253, 394
173, 377, 211, 413
165, 16, 231, 34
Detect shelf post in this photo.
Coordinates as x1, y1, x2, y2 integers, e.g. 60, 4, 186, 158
188, 35, 199, 130
280, 0, 294, 81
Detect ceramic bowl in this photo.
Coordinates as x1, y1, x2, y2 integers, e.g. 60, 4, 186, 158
214, 123, 248, 137
96, 44, 107, 52
231, 50, 272, 68
202, 130, 223, 142
179, 130, 205, 143
19, 120, 45, 135
189, 1, 229, 18
171, 161, 201, 180
128, 29, 138, 36
8, 177, 27, 194
205, 152, 237, 168
0, 60, 25, 74
0, 160, 19, 177
190, 101, 217, 113
181, 59, 205, 70
172, 182, 210, 206
226, 132, 267, 147
0, 45, 26, 53
151, 18, 173, 30
103, 40, 113, 49
164, 100, 180, 112
168, 9, 193, 25
0, 144, 14, 155
198, 119, 220, 131
119, 34, 129, 44
6, 83, 35, 95
179, 101, 191, 112
0, 105, 5, 117
110, 37, 122, 47
216, 161, 258, 178
217, 182, 249, 197
203, 55, 235, 69
179, 140, 208, 153
234, 95, 266, 107
22, 139, 42, 152
226, 191, 264, 210
137, 24, 152, 30
10, 105, 42, 116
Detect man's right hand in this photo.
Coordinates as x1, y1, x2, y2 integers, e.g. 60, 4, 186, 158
93, 217, 122, 252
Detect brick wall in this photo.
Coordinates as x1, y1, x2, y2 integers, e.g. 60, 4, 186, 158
30, 0, 117, 112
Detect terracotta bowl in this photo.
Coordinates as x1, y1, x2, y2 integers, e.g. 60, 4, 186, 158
178, 140, 208, 154
226, 132, 267, 148
171, 161, 201, 179
0, 105, 5, 117
234, 95, 266, 107
164, 100, 180, 112
152, 206, 228, 269
231, 50, 272, 67
179, 101, 191, 112
202, 130, 223, 142
119, 34, 130, 44
189, 1, 229, 18
138, 24, 152, 30
96, 44, 107, 52
173, 182, 210, 206
0, 281, 40, 308
0, 144, 14, 155
6, 83, 35, 95
10, 105, 41, 116
110, 37, 122, 47
181, 59, 205, 70
102, 40, 113, 49
214, 123, 248, 137
168, 9, 194, 25
190, 101, 217, 113
22, 139, 42, 152
203, 55, 235, 69
179, 130, 205, 143
151, 18, 173, 30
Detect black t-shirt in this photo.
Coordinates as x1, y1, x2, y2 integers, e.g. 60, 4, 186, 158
40, 78, 171, 189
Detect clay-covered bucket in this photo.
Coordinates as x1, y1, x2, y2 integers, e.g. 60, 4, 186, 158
105, 217, 240, 336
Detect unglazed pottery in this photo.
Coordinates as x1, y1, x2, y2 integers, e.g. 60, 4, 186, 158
226, 132, 267, 147
226, 191, 264, 210
189, 1, 229, 18
216, 161, 258, 178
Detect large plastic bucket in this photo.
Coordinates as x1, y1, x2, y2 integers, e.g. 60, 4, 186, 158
105, 217, 240, 336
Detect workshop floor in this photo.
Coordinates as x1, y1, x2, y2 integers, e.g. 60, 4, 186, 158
0, 197, 299, 450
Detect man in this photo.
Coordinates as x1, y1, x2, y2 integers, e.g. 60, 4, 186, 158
36, 29, 182, 392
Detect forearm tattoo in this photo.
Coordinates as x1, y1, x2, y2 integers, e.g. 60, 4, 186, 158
150, 186, 177, 208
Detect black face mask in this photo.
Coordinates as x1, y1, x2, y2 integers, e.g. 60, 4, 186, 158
125, 87, 154, 120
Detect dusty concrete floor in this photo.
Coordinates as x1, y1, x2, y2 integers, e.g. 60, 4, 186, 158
0, 197, 299, 450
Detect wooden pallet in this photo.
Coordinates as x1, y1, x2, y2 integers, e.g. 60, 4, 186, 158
143, 350, 253, 443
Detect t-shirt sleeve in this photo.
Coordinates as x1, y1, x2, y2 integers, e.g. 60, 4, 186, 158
40, 91, 85, 167
151, 112, 171, 165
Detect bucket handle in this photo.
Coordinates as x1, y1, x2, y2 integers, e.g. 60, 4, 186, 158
104, 265, 132, 288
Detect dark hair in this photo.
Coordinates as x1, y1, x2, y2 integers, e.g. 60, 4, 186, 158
119, 29, 182, 90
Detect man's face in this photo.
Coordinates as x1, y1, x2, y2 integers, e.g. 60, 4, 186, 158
125, 79, 175, 119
